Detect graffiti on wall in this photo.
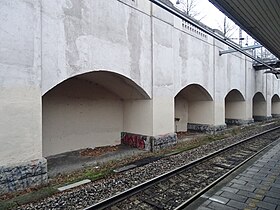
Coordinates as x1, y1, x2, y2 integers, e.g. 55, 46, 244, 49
151, 133, 177, 152
0, 159, 47, 194
121, 132, 150, 151
121, 132, 178, 152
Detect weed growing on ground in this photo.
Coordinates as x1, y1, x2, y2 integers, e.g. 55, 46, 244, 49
2, 120, 280, 209
0, 186, 57, 210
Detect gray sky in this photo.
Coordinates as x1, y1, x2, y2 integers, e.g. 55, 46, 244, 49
170, 0, 254, 45
170, 0, 230, 29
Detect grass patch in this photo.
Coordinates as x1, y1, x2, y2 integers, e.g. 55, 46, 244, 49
0, 186, 57, 210
0, 168, 112, 209
2, 119, 280, 209
154, 133, 231, 156
83, 169, 112, 181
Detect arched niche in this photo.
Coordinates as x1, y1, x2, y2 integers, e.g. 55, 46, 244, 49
174, 84, 214, 132
43, 71, 150, 156
271, 94, 280, 118
225, 89, 246, 125
252, 92, 267, 121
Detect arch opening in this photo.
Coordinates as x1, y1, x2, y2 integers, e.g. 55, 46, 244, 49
271, 94, 280, 118
43, 71, 151, 157
174, 84, 214, 132
225, 89, 246, 125
252, 92, 267, 121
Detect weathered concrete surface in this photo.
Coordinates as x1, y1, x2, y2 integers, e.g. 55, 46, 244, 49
0, 159, 47, 194
225, 118, 254, 125
42, 72, 152, 156
175, 84, 215, 132
41, 0, 152, 97
224, 89, 253, 124
0, 0, 42, 166
121, 132, 151, 151
121, 132, 177, 152
43, 77, 124, 156
151, 133, 177, 152
271, 94, 280, 117
187, 123, 227, 133
2, 0, 280, 193
253, 92, 269, 120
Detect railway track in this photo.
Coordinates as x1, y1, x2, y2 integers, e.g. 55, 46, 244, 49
85, 126, 280, 210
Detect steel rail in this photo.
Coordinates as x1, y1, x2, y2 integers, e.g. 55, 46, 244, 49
84, 125, 280, 210
174, 138, 278, 209
149, 0, 278, 74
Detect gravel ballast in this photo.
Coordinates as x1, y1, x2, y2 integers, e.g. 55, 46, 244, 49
17, 122, 279, 210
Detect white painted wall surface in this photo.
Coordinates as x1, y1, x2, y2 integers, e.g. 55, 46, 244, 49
227, 54, 246, 93
255, 71, 267, 97
175, 97, 188, 132
123, 100, 153, 136
2, 0, 280, 167
41, 0, 152, 97
253, 101, 267, 116
43, 78, 124, 156
253, 93, 267, 117
152, 8, 175, 135
0, 0, 42, 165
152, 97, 175, 135
188, 101, 214, 124
271, 95, 280, 115
225, 101, 246, 119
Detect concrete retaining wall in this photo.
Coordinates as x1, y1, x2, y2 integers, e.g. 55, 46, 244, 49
225, 118, 254, 125
0, 159, 47, 194
253, 116, 272, 122
2, 0, 280, 194
187, 123, 227, 133
121, 132, 151, 151
151, 133, 177, 152
121, 132, 177, 152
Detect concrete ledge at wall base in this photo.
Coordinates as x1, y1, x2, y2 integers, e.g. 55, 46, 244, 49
0, 158, 47, 195
272, 114, 280, 118
121, 132, 177, 152
150, 133, 177, 152
225, 118, 254, 125
187, 123, 226, 134
253, 115, 272, 122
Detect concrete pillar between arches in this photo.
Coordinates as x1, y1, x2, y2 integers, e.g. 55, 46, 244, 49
153, 97, 174, 136
121, 97, 177, 152
0, 0, 45, 194
0, 88, 46, 194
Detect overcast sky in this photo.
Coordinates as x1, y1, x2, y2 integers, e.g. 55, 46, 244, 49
169, 0, 255, 45
170, 0, 230, 29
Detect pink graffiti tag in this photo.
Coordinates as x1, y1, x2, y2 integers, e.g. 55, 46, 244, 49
122, 134, 146, 150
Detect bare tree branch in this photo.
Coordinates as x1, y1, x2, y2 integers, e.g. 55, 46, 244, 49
217, 16, 238, 38
175, 0, 203, 20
